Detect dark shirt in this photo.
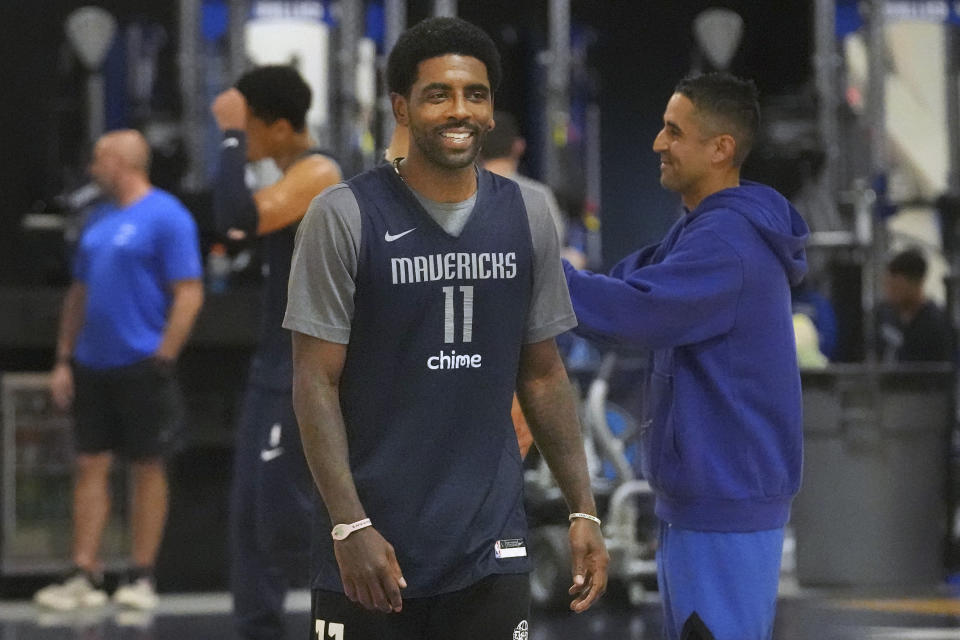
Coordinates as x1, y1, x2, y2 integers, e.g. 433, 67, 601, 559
877, 300, 954, 363
213, 139, 332, 391
247, 225, 297, 391
304, 165, 537, 596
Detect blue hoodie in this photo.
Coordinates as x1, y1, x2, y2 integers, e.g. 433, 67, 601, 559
564, 181, 809, 532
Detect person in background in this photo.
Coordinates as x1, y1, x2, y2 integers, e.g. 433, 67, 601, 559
480, 110, 587, 270
480, 113, 564, 239
876, 247, 954, 363
34, 130, 204, 612
564, 72, 809, 640
284, 16, 607, 639
211, 65, 342, 640
480, 109, 592, 374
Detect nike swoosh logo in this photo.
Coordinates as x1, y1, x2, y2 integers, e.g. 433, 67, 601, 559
384, 228, 417, 242
260, 447, 284, 462
222, 137, 240, 148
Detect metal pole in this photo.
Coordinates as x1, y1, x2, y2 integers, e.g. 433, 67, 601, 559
384, 0, 406, 53
379, 0, 407, 157
337, 0, 362, 177
862, 0, 887, 365
432, 0, 457, 17
947, 23, 960, 193
227, 0, 251, 81
813, 0, 842, 227
86, 73, 105, 150
584, 103, 602, 268
178, 0, 205, 192
585, 103, 601, 217
866, 1, 887, 185
544, 0, 571, 191
943, 21, 960, 372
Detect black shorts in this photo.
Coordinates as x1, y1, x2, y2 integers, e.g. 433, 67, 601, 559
72, 358, 184, 460
310, 573, 530, 640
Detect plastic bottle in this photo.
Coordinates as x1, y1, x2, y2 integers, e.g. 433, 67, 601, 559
206, 243, 230, 294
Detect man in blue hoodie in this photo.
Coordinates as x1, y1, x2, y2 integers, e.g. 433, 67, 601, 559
564, 73, 809, 640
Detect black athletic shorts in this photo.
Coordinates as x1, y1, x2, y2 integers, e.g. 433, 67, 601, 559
72, 358, 184, 460
310, 573, 530, 640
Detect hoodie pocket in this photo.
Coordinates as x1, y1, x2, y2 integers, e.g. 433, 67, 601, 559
639, 370, 674, 490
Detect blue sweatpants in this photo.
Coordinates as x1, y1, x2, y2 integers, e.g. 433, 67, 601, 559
230, 384, 314, 640
657, 523, 784, 640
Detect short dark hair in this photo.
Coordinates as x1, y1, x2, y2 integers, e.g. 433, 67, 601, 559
674, 72, 760, 166
387, 17, 502, 98
888, 248, 927, 282
236, 65, 311, 132
480, 111, 520, 160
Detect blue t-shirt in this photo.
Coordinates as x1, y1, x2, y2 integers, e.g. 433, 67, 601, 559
73, 189, 202, 369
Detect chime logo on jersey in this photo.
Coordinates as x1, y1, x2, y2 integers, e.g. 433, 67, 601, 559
427, 350, 482, 370
391, 251, 517, 284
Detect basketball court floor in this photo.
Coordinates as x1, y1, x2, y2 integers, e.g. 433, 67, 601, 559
3, 582, 960, 639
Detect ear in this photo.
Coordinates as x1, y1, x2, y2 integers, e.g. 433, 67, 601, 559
391, 92, 410, 126
270, 118, 295, 141
512, 138, 526, 157
713, 134, 736, 165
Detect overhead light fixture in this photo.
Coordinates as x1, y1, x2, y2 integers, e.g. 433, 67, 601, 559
65, 6, 117, 72
693, 8, 744, 71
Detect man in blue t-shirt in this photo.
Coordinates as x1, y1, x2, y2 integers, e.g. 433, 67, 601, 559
565, 74, 809, 640
284, 17, 607, 640
34, 130, 204, 612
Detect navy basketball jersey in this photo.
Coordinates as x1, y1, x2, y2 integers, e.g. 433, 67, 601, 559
249, 149, 334, 392
246, 226, 295, 390
311, 164, 535, 596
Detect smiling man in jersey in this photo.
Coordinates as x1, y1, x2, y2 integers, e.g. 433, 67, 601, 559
283, 16, 607, 640
211, 65, 341, 640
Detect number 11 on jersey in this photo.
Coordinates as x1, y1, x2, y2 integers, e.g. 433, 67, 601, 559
443, 285, 474, 343
315, 619, 344, 639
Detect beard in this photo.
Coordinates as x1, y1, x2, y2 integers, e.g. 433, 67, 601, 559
409, 120, 488, 170
658, 160, 692, 194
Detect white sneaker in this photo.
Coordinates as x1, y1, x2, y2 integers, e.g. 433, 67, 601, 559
33, 570, 108, 611
112, 577, 159, 610
114, 608, 155, 628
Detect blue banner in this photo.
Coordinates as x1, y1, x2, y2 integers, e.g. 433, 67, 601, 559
250, 0, 326, 23
836, 0, 960, 38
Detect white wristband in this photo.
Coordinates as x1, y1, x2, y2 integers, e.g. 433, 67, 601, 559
568, 512, 601, 526
331, 518, 372, 541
